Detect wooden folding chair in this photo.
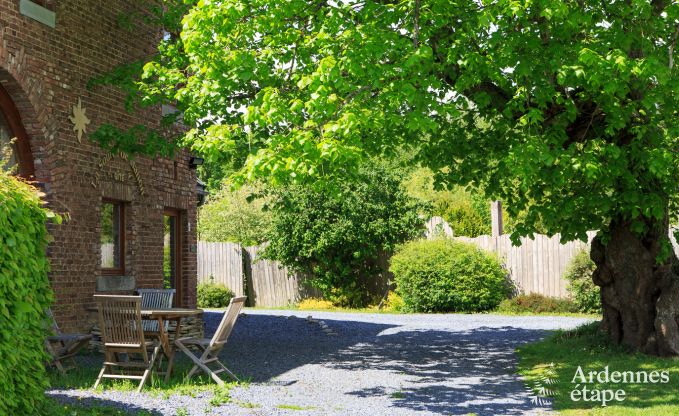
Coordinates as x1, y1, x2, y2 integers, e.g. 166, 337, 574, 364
45, 309, 92, 374
174, 296, 246, 385
93, 295, 161, 392
136, 288, 175, 333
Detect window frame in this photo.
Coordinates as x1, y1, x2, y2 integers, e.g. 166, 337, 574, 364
100, 199, 125, 276
163, 209, 183, 306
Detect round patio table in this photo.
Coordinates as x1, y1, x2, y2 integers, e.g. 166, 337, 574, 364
140, 308, 203, 382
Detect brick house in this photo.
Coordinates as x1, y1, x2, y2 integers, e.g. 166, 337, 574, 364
0, 1, 198, 331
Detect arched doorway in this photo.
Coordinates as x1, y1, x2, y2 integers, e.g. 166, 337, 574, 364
0, 83, 34, 178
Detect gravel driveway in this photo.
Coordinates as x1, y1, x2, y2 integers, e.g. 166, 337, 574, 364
49, 310, 592, 416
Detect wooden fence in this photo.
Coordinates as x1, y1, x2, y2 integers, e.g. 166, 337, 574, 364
243, 245, 320, 307
198, 227, 679, 304
197, 242, 319, 307
197, 242, 245, 297
456, 228, 679, 298
455, 233, 594, 298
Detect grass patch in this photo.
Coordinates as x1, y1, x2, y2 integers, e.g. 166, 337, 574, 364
276, 404, 315, 411
517, 321, 679, 415
47, 353, 246, 411
390, 391, 406, 399
42, 398, 154, 416
234, 400, 261, 408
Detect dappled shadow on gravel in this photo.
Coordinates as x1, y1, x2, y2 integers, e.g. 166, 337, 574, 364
49, 392, 163, 415
207, 312, 550, 415
206, 312, 399, 382
330, 325, 546, 415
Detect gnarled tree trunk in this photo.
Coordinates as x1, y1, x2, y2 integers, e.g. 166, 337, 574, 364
591, 218, 679, 356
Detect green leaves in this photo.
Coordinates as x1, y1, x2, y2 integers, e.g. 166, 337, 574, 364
90, 0, 679, 244
262, 160, 428, 307
0, 172, 53, 414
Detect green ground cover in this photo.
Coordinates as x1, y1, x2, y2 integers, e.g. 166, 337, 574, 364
518, 322, 679, 415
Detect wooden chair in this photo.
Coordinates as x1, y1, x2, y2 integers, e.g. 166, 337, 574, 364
45, 309, 92, 374
174, 296, 246, 385
93, 295, 161, 392
136, 288, 175, 333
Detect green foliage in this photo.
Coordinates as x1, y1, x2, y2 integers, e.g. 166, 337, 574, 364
496, 293, 579, 314
263, 161, 427, 307
90, 0, 679, 250
198, 183, 271, 246
297, 298, 335, 311
383, 291, 405, 312
564, 249, 601, 314
0, 172, 54, 414
518, 322, 679, 415
403, 168, 490, 237
197, 282, 235, 308
390, 239, 510, 313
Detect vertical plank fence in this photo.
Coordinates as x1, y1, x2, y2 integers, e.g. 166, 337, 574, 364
243, 245, 320, 308
197, 242, 245, 297
456, 233, 593, 298
456, 229, 679, 298
198, 227, 679, 304
197, 242, 320, 307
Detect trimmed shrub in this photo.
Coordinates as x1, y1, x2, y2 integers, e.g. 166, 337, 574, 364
390, 239, 510, 312
564, 249, 601, 314
496, 293, 578, 314
197, 282, 235, 308
0, 172, 54, 414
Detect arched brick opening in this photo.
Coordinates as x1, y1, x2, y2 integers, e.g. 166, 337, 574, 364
0, 68, 51, 187
0, 82, 34, 178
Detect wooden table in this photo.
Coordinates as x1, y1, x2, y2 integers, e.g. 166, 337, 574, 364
140, 308, 203, 382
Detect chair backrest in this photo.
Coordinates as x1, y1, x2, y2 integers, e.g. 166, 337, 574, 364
137, 289, 175, 332
210, 296, 247, 349
94, 295, 145, 347
47, 308, 61, 335
137, 289, 175, 309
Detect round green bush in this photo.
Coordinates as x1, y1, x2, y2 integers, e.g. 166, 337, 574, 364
390, 239, 510, 313
0, 172, 54, 414
564, 249, 601, 314
197, 282, 235, 308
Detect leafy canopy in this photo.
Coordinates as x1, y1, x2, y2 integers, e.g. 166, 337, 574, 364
198, 183, 271, 245
92, 0, 679, 243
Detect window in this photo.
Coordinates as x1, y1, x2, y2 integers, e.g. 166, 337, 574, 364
0, 111, 17, 173
101, 200, 124, 274
164, 210, 182, 306
0, 84, 34, 178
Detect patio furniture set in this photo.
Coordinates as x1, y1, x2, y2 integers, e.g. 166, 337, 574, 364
47, 289, 246, 392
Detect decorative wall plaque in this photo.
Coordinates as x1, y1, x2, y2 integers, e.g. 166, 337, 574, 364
91, 151, 145, 196
69, 98, 90, 143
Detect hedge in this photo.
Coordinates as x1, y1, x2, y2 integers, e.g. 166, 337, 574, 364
0, 172, 54, 414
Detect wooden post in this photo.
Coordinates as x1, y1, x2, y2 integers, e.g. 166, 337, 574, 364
491, 200, 503, 238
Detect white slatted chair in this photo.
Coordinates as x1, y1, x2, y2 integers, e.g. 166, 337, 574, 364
174, 296, 246, 385
93, 295, 160, 392
136, 288, 175, 333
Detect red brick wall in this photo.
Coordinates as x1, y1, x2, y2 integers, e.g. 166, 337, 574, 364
0, 1, 197, 331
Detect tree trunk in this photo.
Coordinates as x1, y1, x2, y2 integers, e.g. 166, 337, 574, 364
591, 218, 679, 356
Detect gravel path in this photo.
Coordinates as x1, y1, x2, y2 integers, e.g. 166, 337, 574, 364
49, 310, 593, 416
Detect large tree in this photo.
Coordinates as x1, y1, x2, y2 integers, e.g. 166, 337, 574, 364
93, 0, 679, 355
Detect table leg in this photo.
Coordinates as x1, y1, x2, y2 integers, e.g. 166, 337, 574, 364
164, 317, 182, 383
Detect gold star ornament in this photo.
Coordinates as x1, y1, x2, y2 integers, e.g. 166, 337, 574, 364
69, 98, 91, 142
